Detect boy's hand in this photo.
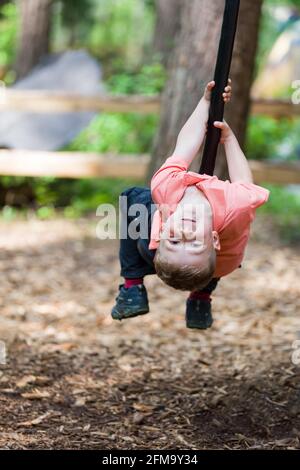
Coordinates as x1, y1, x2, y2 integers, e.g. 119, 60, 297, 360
204, 79, 232, 103
213, 120, 233, 144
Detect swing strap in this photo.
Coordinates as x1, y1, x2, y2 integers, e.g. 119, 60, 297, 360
200, 0, 240, 175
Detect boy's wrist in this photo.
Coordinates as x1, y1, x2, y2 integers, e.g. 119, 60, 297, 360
199, 97, 210, 120
201, 96, 210, 106
223, 132, 235, 145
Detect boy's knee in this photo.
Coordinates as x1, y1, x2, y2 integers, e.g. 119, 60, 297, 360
120, 187, 136, 198
120, 187, 152, 208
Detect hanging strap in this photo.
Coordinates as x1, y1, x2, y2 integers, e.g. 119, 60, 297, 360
200, 0, 240, 175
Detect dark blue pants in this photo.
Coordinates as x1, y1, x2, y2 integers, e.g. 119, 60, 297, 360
119, 187, 219, 294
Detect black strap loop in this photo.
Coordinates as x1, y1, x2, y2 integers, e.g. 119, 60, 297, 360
200, 0, 240, 175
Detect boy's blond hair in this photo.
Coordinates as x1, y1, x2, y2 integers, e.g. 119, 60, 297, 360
154, 248, 216, 291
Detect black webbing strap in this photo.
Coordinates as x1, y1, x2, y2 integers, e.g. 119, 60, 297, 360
200, 0, 240, 175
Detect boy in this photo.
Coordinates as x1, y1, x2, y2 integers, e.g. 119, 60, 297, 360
111, 81, 269, 329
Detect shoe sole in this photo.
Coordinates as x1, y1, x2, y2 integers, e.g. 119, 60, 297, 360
111, 307, 149, 321
186, 320, 213, 330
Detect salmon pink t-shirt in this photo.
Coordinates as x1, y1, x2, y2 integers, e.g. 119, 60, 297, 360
149, 156, 270, 278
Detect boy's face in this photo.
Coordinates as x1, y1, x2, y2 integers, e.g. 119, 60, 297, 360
158, 210, 220, 266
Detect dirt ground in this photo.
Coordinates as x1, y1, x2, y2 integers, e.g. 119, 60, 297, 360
0, 215, 300, 450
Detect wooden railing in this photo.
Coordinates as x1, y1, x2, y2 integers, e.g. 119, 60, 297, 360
0, 149, 299, 185
0, 90, 299, 117
0, 90, 299, 183
0, 90, 161, 114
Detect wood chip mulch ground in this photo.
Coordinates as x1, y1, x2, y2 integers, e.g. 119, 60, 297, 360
0, 216, 299, 450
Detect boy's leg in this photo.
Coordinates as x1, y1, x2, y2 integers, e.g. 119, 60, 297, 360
186, 278, 220, 330
119, 187, 156, 281
192, 278, 220, 297
112, 187, 155, 321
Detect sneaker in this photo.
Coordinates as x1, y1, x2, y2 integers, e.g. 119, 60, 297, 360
111, 284, 149, 321
186, 298, 213, 330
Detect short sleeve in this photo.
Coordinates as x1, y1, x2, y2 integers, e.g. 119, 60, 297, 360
226, 181, 270, 223
234, 181, 270, 209
150, 156, 188, 205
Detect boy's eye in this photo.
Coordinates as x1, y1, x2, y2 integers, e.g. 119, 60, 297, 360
169, 239, 180, 245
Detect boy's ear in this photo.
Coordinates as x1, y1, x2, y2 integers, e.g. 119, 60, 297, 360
212, 231, 221, 251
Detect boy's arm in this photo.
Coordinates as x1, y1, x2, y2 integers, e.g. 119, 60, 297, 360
214, 121, 253, 184
170, 81, 231, 168
170, 96, 210, 168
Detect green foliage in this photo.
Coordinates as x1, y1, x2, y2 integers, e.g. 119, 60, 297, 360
266, 0, 300, 9
245, 116, 300, 161
52, 0, 94, 48
68, 62, 165, 154
87, 0, 155, 69
1, 205, 18, 221
0, 2, 17, 71
260, 184, 300, 243
64, 177, 140, 214
68, 113, 158, 154
107, 62, 166, 95
0, 176, 142, 219
256, 0, 300, 77
59, 0, 93, 27
255, 4, 279, 76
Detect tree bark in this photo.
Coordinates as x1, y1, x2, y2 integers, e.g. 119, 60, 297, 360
148, 0, 263, 181
153, 0, 182, 67
15, 0, 53, 78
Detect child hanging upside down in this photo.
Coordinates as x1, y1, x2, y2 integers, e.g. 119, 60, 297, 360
111, 80, 269, 330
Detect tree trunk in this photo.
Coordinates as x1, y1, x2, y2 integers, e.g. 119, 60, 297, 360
153, 0, 182, 67
15, 0, 53, 78
148, 0, 263, 181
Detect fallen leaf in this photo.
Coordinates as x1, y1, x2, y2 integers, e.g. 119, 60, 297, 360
21, 389, 51, 400
132, 403, 155, 413
16, 375, 36, 388
132, 413, 146, 425
18, 412, 52, 427
74, 397, 86, 407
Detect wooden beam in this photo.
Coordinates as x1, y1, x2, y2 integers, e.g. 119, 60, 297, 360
249, 160, 300, 185
0, 150, 149, 179
0, 90, 161, 114
0, 150, 299, 184
251, 98, 300, 118
0, 90, 298, 118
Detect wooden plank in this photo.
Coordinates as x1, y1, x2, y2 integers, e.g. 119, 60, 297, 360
251, 98, 299, 118
0, 149, 300, 184
0, 150, 149, 179
249, 160, 300, 185
0, 90, 161, 114
0, 90, 298, 118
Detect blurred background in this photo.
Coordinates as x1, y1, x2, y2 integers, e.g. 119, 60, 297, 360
0, 0, 299, 242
